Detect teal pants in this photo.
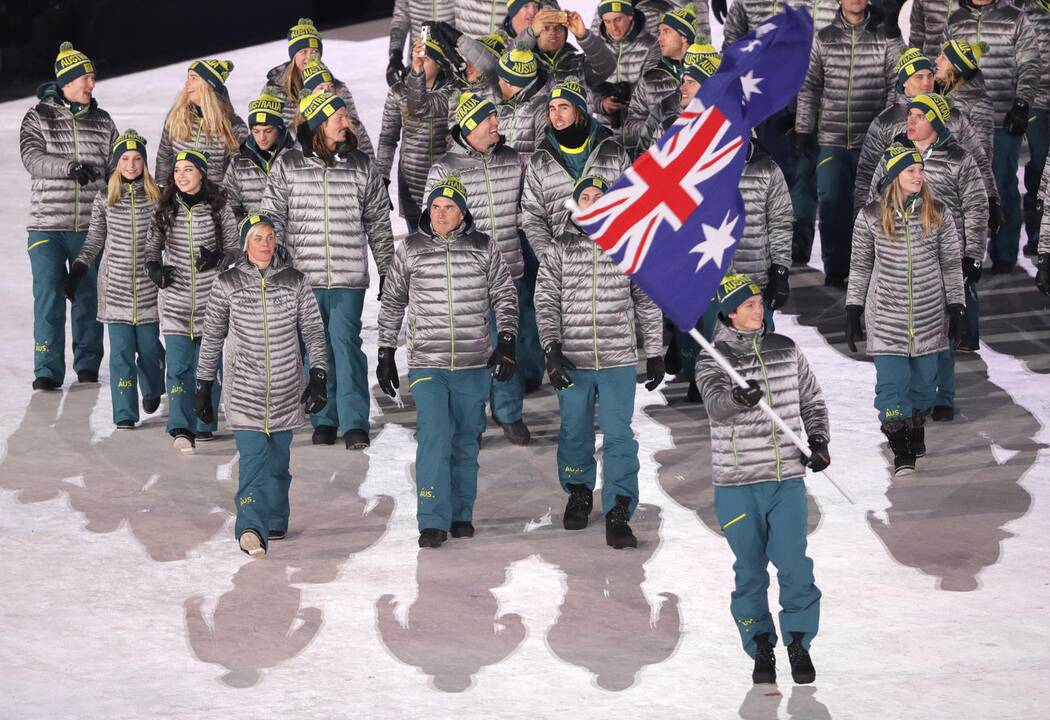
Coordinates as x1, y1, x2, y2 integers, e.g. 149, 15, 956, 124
27, 230, 103, 382
556, 365, 639, 515
1023, 108, 1050, 249
872, 353, 938, 423
816, 147, 861, 277
165, 334, 220, 436
934, 348, 956, 410
489, 304, 524, 424
756, 108, 816, 264
233, 430, 293, 550
409, 367, 490, 531
714, 478, 821, 658
107, 322, 165, 424
991, 128, 1023, 266
308, 288, 369, 434
961, 279, 979, 348
517, 236, 546, 387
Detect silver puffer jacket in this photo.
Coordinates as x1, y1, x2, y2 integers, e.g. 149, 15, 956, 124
222, 133, 295, 222
908, 0, 955, 59
697, 323, 830, 487
155, 109, 248, 187
377, 71, 454, 221
732, 153, 793, 289
535, 226, 662, 369
197, 254, 329, 434
496, 75, 551, 158
390, 0, 455, 60
261, 145, 394, 290
942, 74, 994, 177
724, 0, 840, 47
262, 63, 375, 157
143, 197, 240, 338
20, 85, 118, 232
795, 10, 901, 149
424, 134, 525, 280
378, 214, 518, 370
946, 0, 1040, 121
591, 10, 662, 139
854, 98, 995, 214
1041, 162, 1050, 254
77, 182, 159, 324
1020, 1, 1050, 110
867, 136, 988, 262
521, 124, 630, 258
847, 198, 964, 357
623, 60, 681, 151
455, 0, 506, 38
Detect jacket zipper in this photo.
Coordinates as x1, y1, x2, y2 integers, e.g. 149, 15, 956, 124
752, 335, 781, 480
731, 428, 740, 465
260, 270, 271, 434
323, 169, 332, 288
846, 25, 856, 148
592, 242, 601, 370
446, 239, 456, 370
188, 206, 197, 340
72, 114, 80, 231
482, 163, 498, 246
904, 211, 915, 355
130, 186, 138, 324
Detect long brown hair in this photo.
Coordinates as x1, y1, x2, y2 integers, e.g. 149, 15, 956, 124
164, 79, 239, 151
151, 175, 228, 252
281, 62, 305, 110
937, 64, 965, 97
879, 179, 942, 238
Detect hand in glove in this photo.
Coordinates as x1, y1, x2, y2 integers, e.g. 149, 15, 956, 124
377, 274, 386, 303
1004, 99, 1030, 137
731, 379, 764, 409
845, 304, 864, 352
962, 257, 982, 284
545, 342, 576, 391
386, 54, 405, 87
64, 260, 89, 301
806, 436, 831, 471
376, 346, 399, 398
765, 263, 790, 310
642, 356, 665, 391
194, 245, 223, 272
988, 197, 1002, 235
68, 162, 101, 187
299, 367, 328, 413
487, 331, 517, 382
947, 303, 965, 349
1036, 253, 1050, 296
795, 132, 818, 159
193, 380, 214, 425
711, 0, 728, 24
145, 261, 176, 289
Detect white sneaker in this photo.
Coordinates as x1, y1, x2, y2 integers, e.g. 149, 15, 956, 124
173, 435, 195, 454
239, 531, 265, 557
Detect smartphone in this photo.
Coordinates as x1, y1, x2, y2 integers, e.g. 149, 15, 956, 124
420, 23, 430, 44
551, 11, 568, 24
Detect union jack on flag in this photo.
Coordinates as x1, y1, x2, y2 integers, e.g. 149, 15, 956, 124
572, 6, 814, 331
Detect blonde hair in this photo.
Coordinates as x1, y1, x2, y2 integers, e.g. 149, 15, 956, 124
938, 63, 965, 97
281, 62, 305, 111
106, 166, 161, 206
880, 180, 942, 238
164, 77, 239, 151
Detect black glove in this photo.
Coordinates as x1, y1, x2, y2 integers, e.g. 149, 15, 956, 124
545, 342, 576, 391
194, 245, 222, 272
64, 260, 89, 302
962, 256, 982, 284
68, 162, 100, 187
193, 380, 214, 425
731, 379, 764, 409
487, 331, 517, 382
376, 346, 399, 398
806, 436, 831, 472
988, 197, 1002, 235
845, 304, 864, 353
300, 367, 328, 414
1036, 253, 1050, 296
1004, 99, 1030, 137
776, 111, 797, 135
947, 303, 965, 350
795, 132, 818, 159
386, 54, 405, 87
145, 261, 176, 289
377, 274, 386, 302
711, 0, 728, 24
765, 263, 790, 310
643, 356, 665, 391
430, 21, 462, 49
381, 176, 394, 211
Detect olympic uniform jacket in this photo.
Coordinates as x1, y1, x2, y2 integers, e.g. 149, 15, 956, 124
377, 70, 454, 221
941, 75, 994, 180
724, 0, 839, 47
1040, 163, 1050, 254
143, 196, 240, 338
518, 33, 617, 93
732, 153, 793, 289
262, 63, 375, 157
389, 0, 455, 60
623, 59, 682, 151
521, 124, 630, 258
867, 136, 988, 262
424, 134, 525, 280
454, 0, 505, 38
1020, 0, 1050, 111
846, 198, 965, 357
495, 75, 551, 157
197, 254, 329, 433
20, 83, 117, 232
697, 323, 830, 487
155, 109, 248, 187
378, 214, 518, 370
946, 0, 1040, 123
76, 181, 159, 324
908, 0, 957, 59
795, 9, 901, 149
222, 133, 294, 222
261, 145, 394, 290
591, 10, 662, 139
534, 226, 662, 370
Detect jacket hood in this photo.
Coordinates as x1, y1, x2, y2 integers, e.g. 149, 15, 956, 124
416, 208, 478, 240
36, 81, 98, 113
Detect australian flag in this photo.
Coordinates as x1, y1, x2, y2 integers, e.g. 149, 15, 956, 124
572, 7, 814, 331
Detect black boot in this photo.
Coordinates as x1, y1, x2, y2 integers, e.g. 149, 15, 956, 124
605, 496, 637, 549
686, 380, 702, 403
418, 528, 447, 548
494, 415, 531, 446
77, 370, 99, 384
32, 377, 61, 391
752, 633, 776, 684
882, 422, 915, 476
787, 632, 815, 684
931, 405, 954, 422
344, 428, 370, 449
142, 396, 161, 413
312, 425, 337, 445
910, 411, 927, 458
563, 483, 593, 530
450, 521, 475, 538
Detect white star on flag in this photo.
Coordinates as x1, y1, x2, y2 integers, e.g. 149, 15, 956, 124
689, 213, 739, 272
755, 21, 777, 37
741, 71, 763, 101
740, 39, 762, 53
